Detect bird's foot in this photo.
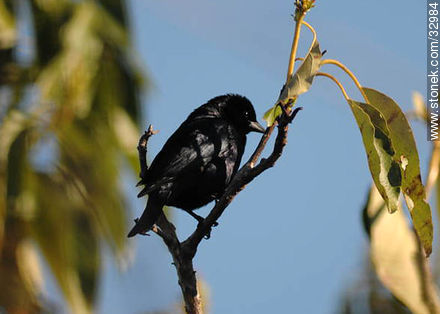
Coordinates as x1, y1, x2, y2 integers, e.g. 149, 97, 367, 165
197, 219, 219, 239
196, 218, 218, 228
203, 225, 213, 239
186, 210, 206, 224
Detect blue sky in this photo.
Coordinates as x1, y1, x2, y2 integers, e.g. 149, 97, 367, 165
47, 1, 430, 313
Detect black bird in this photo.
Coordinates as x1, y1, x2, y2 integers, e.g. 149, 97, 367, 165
127, 94, 265, 237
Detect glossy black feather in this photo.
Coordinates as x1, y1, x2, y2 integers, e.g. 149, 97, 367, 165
128, 94, 264, 237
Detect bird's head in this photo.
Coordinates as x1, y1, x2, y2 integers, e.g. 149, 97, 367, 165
218, 94, 266, 134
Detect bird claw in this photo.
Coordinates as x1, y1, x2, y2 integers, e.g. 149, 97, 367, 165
203, 227, 213, 239
196, 219, 218, 239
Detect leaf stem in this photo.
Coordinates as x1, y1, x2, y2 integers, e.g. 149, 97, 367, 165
316, 72, 350, 100
302, 20, 316, 57
286, 14, 305, 81
321, 59, 369, 102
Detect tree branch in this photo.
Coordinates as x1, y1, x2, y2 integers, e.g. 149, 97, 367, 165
137, 106, 301, 314
137, 124, 158, 184
136, 2, 313, 311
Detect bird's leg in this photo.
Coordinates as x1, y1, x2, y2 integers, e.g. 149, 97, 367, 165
137, 125, 158, 185
184, 210, 218, 239
184, 210, 205, 224
208, 195, 221, 227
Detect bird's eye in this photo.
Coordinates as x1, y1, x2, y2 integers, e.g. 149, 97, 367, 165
244, 111, 249, 118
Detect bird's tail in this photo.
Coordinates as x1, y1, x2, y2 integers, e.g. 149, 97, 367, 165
127, 194, 163, 237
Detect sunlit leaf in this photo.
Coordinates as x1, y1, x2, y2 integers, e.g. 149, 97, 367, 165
32, 0, 70, 16
0, 0, 144, 311
348, 99, 401, 213
0, 110, 28, 164
363, 87, 433, 256
263, 40, 322, 126
57, 124, 128, 256
0, 237, 40, 312
262, 104, 282, 128
37, 1, 129, 119
278, 41, 322, 101
0, 129, 41, 312
32, 173, 94, 314
0, 0, 16, 49
16, 240, 44, 299
364, 185, 440, 314
412, 91, 427, 121
0, 110, 28, 249
111, 106, 141, 170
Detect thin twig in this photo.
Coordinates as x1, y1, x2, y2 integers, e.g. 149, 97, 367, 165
136, 105, 301, 314
287, 14, 305, 80
316, 72, 350, 100
248, 124, 277, 167
321, 59, 369, 102
181, 107, 301, 255
302, 20, 316, 56
137, 125, 158, 183
136, 3, 310, 313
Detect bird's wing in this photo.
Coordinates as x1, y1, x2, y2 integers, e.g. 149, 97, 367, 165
137, 118, 223, 197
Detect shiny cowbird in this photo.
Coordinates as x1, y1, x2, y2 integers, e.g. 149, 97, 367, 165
128, 94, 265, 237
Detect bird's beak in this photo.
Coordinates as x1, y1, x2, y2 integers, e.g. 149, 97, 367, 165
248, 121, 266, 133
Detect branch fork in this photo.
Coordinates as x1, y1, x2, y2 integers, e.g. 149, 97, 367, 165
135, 105, 301, 313
134, 3, 310, 312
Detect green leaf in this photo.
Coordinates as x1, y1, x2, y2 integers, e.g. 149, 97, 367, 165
348, 99, 401, 214
363, 87, 433, 256
0, 0, 16, 49
37, 1, 130, 118
32, 173, 93, 314
263, 40, 322, 126
278, 40, 323, 102
364, 185, 440, 314
0, 110, 28, 248
57, 122, 129, 257
0, 0, 144, 312
262, 104, 282, 127
111, 106, 141, 171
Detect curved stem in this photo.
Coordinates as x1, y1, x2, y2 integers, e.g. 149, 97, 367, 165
316, 72, 350, 100
321, 59, 369, 102
302, 20, 316, 56
287, 14, 305, 81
